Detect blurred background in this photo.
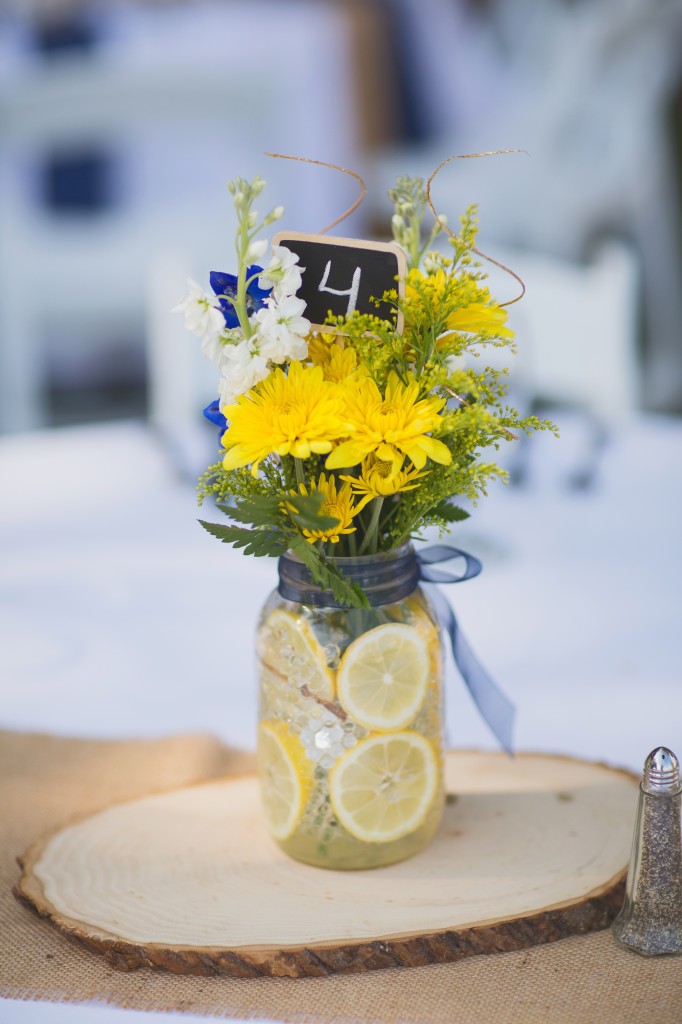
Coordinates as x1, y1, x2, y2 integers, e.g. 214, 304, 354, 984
1, 0, 682, 763
1, 0, 681, 435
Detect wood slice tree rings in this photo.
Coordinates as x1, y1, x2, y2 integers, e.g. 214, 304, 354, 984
16, 752, 638, 978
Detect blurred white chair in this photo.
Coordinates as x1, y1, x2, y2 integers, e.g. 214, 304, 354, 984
495, 241, 640, 418
480, 241, 640, 489
370, 0, 682, 410
0, 1, 359, 433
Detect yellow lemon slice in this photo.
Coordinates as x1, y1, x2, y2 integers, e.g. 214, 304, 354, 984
329, 731, 438, 843
258, 720, 312, 841
336, 623, 429, 730
259, 608, 335, 701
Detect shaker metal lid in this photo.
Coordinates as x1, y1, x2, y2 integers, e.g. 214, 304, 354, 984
642, 747, 681, 794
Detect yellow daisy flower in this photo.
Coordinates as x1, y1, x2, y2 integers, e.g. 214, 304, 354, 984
221, 362, 351, 475
325, 372, 451, 474
406, 268, 513, 340
342, 456, 426, 498
405, 267, 448, 304
445, 303, 513, 340
294, 473, 366, 544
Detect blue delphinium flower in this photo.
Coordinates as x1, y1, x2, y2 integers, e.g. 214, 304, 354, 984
203, 399, 227, 433
209, 266, 271, 328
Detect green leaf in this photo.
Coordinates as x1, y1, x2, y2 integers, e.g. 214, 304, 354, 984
215, 494, 283, 528
285, 492, 339, 533
433, 501, 470, 523
215, 490, 339, 535
198, 520, 287, 558
289, 536, 370, 609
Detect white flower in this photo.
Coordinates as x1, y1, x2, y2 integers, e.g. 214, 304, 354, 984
254, 295, 310, 364
201, 331, 225, 368
201, 326, 242, 373
172, 278, 224, 341
218, 337, 269, 405
246, 238, 268, 263
261, 330, 308, 364
258, 245, 304, 300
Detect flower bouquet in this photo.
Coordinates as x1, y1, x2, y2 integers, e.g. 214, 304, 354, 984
175, 172, 554, 869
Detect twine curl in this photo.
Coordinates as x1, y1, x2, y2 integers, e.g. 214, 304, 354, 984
426, 151, 529, 307
264, 152, 366, 235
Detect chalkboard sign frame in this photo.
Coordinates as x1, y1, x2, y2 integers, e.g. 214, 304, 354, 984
272, 230, 406, 335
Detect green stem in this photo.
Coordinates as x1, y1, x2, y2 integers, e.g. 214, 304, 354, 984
282, 456, 295, 492
358, 497, 384, 555
235, 212, 254, 338
418, 219, 442, 264
294, 458, 306, 490
409, 216, 421, 271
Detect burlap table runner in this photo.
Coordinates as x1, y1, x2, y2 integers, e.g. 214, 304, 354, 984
1, 729, 680, 1023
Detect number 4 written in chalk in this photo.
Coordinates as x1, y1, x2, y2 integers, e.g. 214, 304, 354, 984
318, 261, 361, 316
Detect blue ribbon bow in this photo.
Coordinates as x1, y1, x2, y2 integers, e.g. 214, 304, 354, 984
415, 545, 515, 755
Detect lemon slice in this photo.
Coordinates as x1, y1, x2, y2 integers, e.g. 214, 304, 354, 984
258, 720, 312, 840
259, 608, 335, 701
336, 623, 429, 730
329, 732, 438, 843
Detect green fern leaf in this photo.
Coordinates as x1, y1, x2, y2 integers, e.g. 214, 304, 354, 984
198, 520, 287, 558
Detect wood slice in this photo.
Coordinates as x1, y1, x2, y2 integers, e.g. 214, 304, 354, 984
15, 752, 638, 978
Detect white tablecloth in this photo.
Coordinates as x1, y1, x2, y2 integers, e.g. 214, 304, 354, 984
2, 414, 681, 1022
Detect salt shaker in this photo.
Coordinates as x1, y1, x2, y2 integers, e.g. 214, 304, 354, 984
611, 746, 682, 956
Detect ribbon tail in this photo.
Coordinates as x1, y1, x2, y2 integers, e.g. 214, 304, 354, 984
426, 585, 516, 755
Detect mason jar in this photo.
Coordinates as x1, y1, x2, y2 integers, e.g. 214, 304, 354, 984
255, 544, 445, 869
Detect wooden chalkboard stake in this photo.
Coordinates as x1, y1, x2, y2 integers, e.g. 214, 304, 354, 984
272, 230, 406, 335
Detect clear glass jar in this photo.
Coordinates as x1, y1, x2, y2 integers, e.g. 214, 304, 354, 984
256, 544, 445, 870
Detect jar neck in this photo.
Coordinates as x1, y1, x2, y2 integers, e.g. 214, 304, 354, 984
277, 544, 420, 608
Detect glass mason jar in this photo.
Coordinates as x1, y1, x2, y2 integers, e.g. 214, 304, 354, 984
256, 544, 445, 870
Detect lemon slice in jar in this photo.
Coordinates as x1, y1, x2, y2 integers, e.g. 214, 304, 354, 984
259, 608, 335, 701
336, 623, 429, 730
329, 732, 438, 843
258, 721, 312, 840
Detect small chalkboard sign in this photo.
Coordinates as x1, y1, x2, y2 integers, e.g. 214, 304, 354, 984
272, 230, 406, 334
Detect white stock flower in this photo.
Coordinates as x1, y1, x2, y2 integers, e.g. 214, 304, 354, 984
200, 331, 225, 368
218, 337, 269, 406
246, 238, 268, 263
201, 326, 242, 372
254, 295, 310, 364
172, 278, 224, 341
258, 245, 304, 300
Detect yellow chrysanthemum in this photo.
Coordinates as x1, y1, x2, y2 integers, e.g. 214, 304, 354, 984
309, 337, 364, 385
307, 333, 336, 367
294, 473, 367, 544
325, 372, 451, 474
323, 345, 361, 384
406, 269, 513, 340
342, 456, 427, 498
221, 362, 351, 475
445, 303, 513, 340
